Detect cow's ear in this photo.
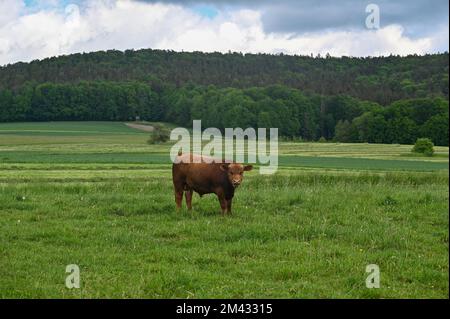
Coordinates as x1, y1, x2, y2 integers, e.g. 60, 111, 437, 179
220, 163, 229, 171
243, 165, 253, 171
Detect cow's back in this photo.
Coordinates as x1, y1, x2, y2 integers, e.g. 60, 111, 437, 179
172, 153, 228, 195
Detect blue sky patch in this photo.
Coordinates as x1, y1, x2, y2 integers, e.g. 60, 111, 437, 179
24, 0, 80, 9
192, 5, 218, 19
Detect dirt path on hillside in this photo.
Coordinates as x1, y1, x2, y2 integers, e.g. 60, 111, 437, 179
125, 123, 155, 132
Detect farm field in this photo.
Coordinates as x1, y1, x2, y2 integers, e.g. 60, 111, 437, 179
0, 122, 448, 298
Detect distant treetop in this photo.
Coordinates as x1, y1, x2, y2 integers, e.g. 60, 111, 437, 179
0, 49, 448, 105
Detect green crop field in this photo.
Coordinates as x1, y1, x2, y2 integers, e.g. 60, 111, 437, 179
0, 122, 448, 298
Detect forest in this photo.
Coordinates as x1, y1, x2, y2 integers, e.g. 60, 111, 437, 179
0, 49, 448, 145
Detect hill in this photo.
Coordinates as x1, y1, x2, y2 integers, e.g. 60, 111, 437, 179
0, 49, 448, 145
1, 49, 448, 104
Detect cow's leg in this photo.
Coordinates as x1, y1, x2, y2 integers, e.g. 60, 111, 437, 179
173, 181, 184, 211
175, 191, 183, 211
172, 165, 185, 212
226, 198, 233, 215
219, 197, 227, 215
216, 193, 227, 215
185, 189, 193, 210
215, 188, 228, 215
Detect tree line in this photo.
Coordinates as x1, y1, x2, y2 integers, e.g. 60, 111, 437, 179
1, 49, 448, 106
0, 81, 447, 146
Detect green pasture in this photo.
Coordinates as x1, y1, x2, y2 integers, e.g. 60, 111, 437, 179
0, 122, 448, 298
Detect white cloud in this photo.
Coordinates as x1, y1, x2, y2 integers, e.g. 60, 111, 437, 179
0, 0, 444, 66
0, 0, 24, 26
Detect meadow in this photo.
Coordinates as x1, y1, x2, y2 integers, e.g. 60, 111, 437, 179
0, 122, 448, 298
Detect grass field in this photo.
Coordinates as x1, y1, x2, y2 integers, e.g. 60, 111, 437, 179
0, 122, 448, 298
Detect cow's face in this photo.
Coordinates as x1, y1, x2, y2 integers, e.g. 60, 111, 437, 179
220, 163, 253, 188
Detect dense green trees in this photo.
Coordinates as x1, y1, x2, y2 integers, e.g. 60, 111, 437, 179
0, 81, 158, 122
308, 96, 449, 146
0, 81, 447, 145
0, 50, 448, 105
342, 97, 448, 145
0, 50, 448, 145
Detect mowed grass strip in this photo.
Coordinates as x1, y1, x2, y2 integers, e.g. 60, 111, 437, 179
0, 121, 147, 134
0, 171, 448, 298
0, 151, 447, 171
279, 155, 449, 171
1, 122, 448, 161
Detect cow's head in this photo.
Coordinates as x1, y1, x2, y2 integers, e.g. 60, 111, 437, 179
220, 163, 253, 188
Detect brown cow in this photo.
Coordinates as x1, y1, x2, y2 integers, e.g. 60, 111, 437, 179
172, 151, 253, 215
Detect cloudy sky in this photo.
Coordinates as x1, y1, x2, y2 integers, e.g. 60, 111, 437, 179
0, 0, 448, 65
